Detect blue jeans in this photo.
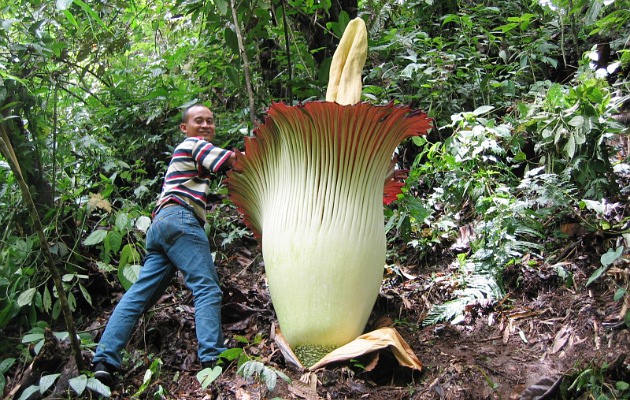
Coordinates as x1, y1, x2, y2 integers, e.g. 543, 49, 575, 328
93, 205, 226, 369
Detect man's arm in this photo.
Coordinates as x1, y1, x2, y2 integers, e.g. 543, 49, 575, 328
226, 151, 236, 167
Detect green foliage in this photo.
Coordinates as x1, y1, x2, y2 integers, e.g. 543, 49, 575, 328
21, 322, 93, 355
196, 338, 266, 390
19, 373, 111, 399
561, 360, 630, 399
365, 2, 559, 128
0, 234, 37, 327
132, 358, 163, 398
586, 246, 624, 287
0, 357, 16, 395
403, 106, 589, 325
517, 57, 626, 199
68, 374, 112, 398
236, 360, 291, 392
11, 322, 110, 397
83, 206, 149, 290
383, 0, 630, 323
0, 226, 95, 327
206, 186, 251, 252
197, 365, 223, 390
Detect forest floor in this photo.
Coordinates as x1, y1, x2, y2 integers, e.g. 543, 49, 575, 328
4, 205, 630, 400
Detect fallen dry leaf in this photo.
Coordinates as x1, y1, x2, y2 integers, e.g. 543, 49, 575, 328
549, 326, 572, 354
519, 374, 563, 400
273, 326, 422, 371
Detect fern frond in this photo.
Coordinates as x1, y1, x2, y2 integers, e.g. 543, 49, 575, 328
236, 360, 292, 392
422, 271, 503, 326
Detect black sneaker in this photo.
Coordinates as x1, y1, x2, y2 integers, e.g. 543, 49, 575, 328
93, 361, 115, 387
201, 356, 228, 369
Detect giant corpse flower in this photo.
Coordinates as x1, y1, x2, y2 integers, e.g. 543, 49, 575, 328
226, 18, 431, 366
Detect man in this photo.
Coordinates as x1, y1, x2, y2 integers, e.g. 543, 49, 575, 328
92, 104, 236, 386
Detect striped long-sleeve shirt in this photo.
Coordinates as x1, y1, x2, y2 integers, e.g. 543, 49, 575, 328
153, 136, 234, 223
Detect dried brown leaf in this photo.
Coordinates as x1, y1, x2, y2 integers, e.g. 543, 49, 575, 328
549, 326, 571, 354
519, 374, 562, 400
87, 193, 112, 213
272, 326, 422, 372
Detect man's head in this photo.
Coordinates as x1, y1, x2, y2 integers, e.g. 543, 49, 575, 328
180, 104, 215, 142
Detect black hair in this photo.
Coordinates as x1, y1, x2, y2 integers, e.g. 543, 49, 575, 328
182, 104, 208, 123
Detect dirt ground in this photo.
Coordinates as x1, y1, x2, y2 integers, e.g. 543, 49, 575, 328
3, 217, 630, 400
86, 233, 630, 400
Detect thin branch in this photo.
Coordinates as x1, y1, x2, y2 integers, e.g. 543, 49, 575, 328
52, 82, 58, 199
280, 0, 293, 103
229, 0, 257, 127
54, 84, 89, 106
56, 80, 107, 107
61, 59, 113, 88
568, 0, 580, 56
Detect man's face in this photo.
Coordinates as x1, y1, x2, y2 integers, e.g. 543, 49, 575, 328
180, 106, 216, 141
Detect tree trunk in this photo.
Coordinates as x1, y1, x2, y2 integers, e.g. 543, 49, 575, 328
2, 84, 54, 213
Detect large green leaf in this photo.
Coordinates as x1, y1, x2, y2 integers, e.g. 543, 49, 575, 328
224, 27, 239, 56
601, 246, 623, 267
21, 333, 45, 344
79, 283, 93, 306
118, 264, 141, 291
86, 377, 111, 396
119, 243, 140, 269
17, 288, 37, 307
0, 358, 16, 374
563, 133, 576, 159
69, 374, 87, 395
214, 0, 228, 15
39, 373, 61, 394
405, 197, 431, 223
83, 230, 108, 246
62, 9, 78, 28
105, 230, 122, 255
17, 385, 40, 400
473, 105, 494, 116
135, 216, 151, 233
115, 212, 130, 231
197, 366, 222, 389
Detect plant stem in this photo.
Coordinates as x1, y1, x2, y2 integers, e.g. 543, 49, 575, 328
229, 0, 257, 128
280, 0, 293, 103
0, 121, 85, 371
568, 0, 580, 57
52, 83, 58, 200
